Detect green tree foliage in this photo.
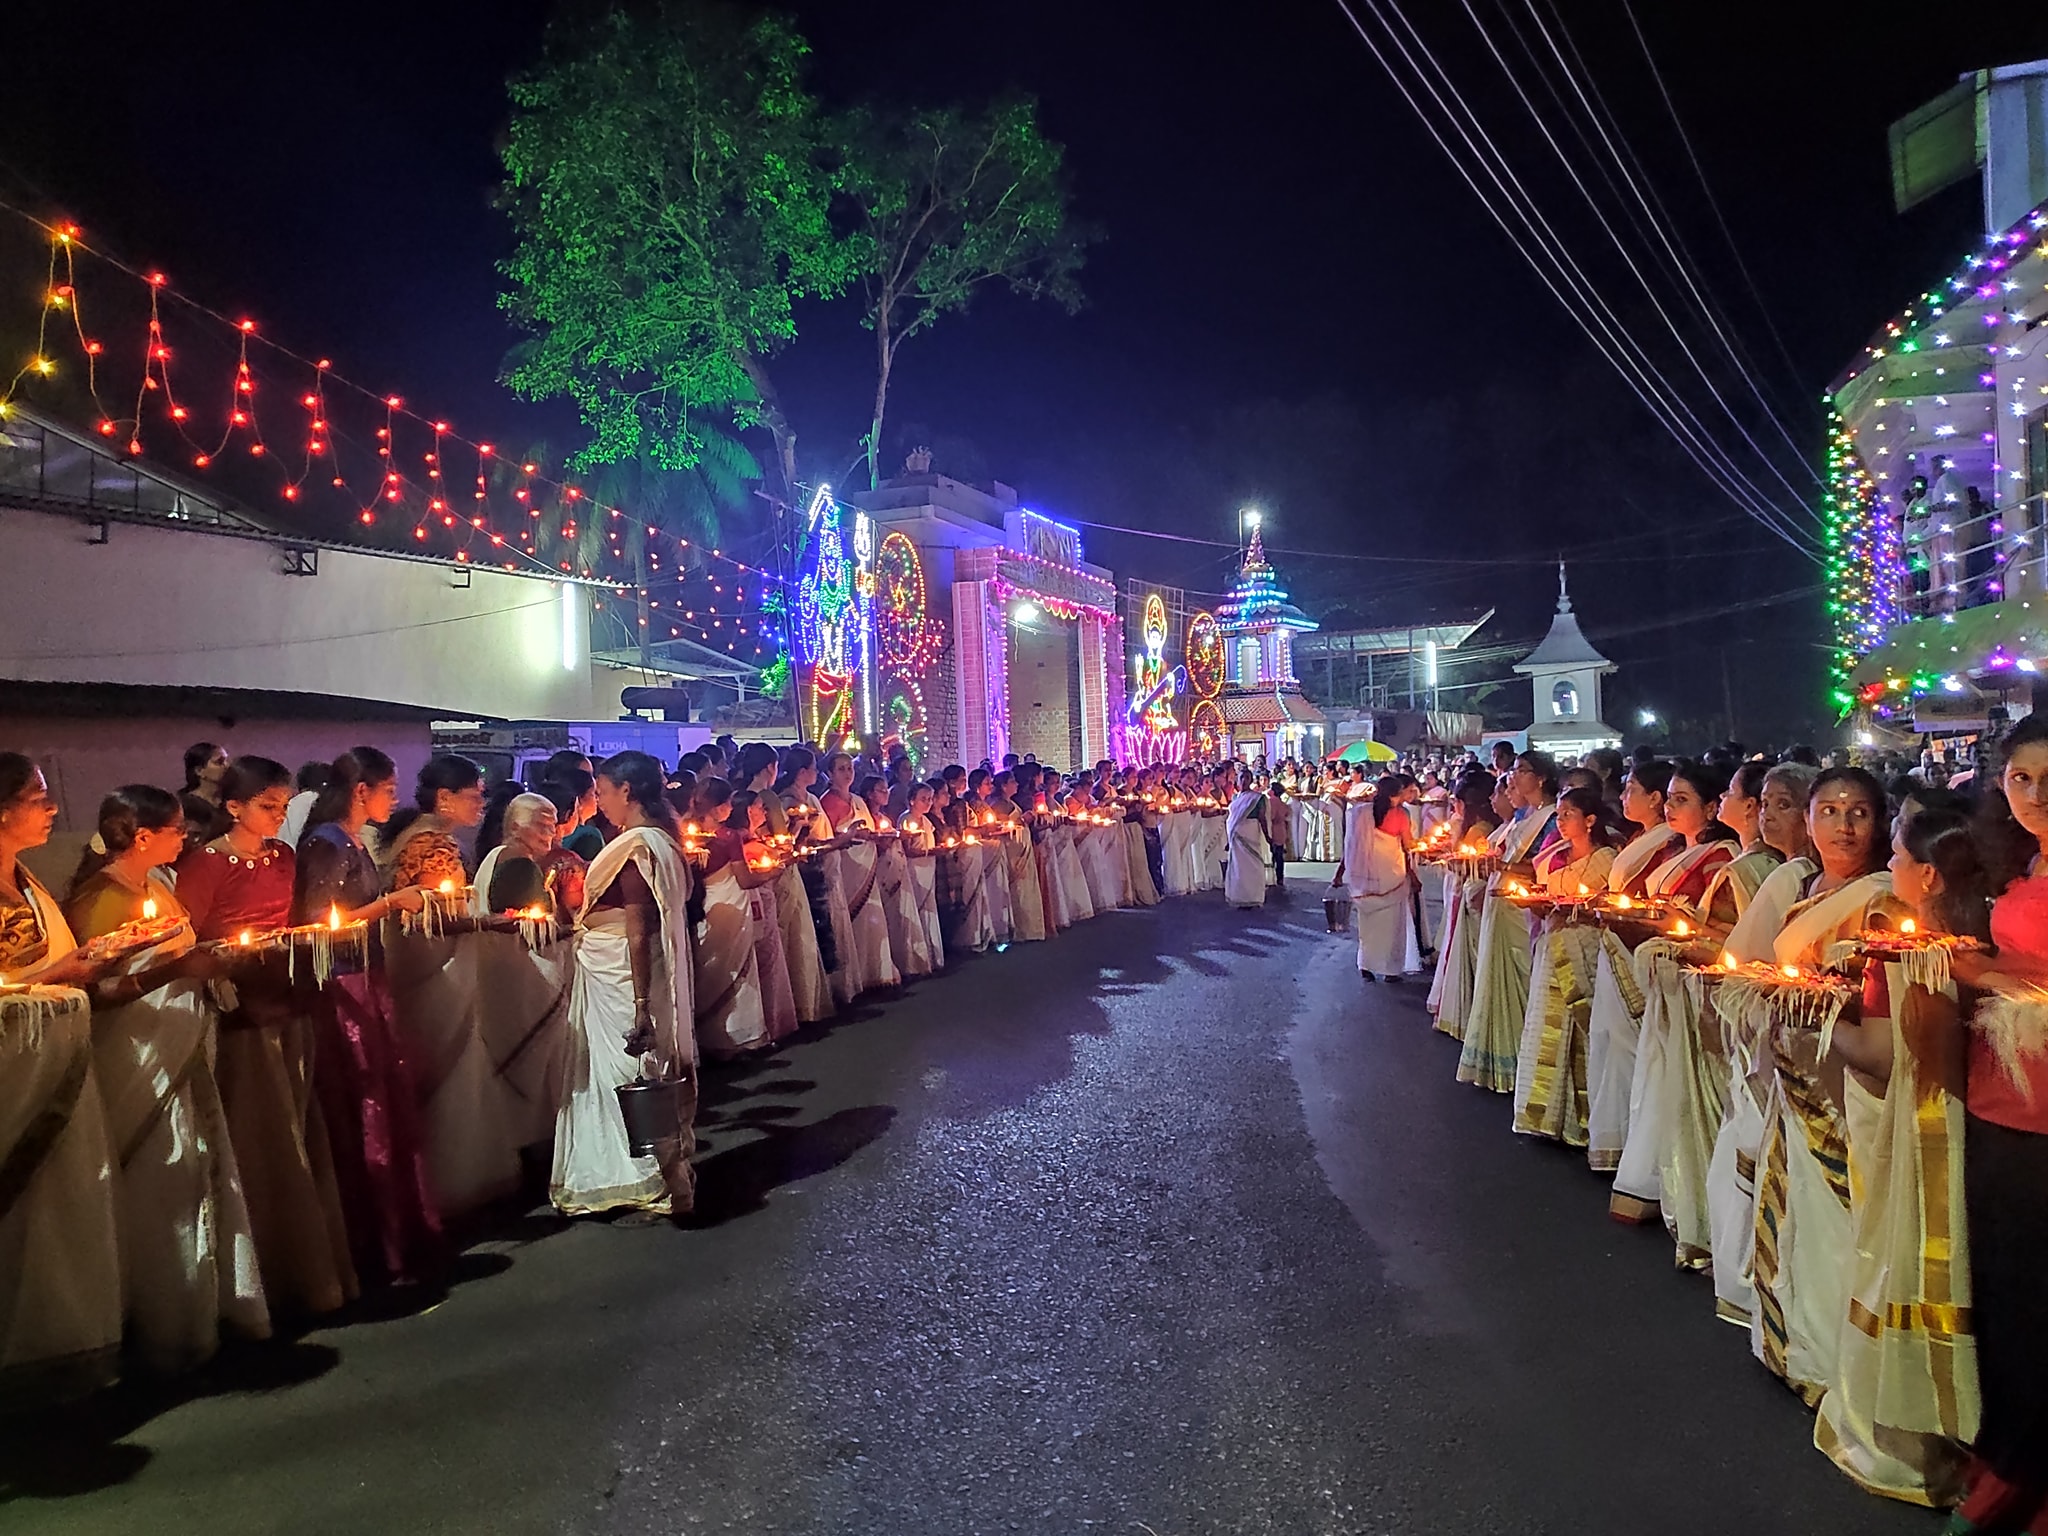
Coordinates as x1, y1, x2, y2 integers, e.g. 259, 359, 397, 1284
837, 98, 1092, 487
497, 3, 848, 499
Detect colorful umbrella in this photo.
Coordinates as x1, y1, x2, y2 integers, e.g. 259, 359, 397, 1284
1335, 739, 1396, 763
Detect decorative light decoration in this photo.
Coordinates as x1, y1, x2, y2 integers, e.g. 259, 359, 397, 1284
1821, 408, 1898, 713
1127, 592, 1184, 732
793, 484, 877, 745
1185, 610, 1225, 700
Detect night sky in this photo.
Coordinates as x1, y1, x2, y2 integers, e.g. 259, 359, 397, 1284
10, 1, 2048, 746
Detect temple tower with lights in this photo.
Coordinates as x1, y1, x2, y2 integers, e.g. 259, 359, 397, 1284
1215, 528, 1326, 761
1513, 563, 1620, 760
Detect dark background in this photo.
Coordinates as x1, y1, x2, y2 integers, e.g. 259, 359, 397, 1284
8, 1, 2048, 745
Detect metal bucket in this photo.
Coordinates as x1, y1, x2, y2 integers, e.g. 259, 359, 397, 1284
1323, 894, 1351, 934
614, 1075, 685, 1156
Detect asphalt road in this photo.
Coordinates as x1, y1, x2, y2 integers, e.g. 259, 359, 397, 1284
2, 873, 1935, 1536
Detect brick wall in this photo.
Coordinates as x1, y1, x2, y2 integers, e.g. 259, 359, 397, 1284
1010, 619, 1076, 769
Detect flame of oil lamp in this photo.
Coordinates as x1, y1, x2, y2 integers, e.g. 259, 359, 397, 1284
1900, 917, 1918, 935
1720, 951, 1738, 972
238, 929, 253, 946
1614, 894, 1632, 910
1672, 918, 1690, 937
1780, 963, 1800, 979
685, 821, 700, 836
438, 878, 456, 895
1577, 882, 1591, 897
142, 896, 158, 921
877, 817, 893, 833
328, 905, 343, 931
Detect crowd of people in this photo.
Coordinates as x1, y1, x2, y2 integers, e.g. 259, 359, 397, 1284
1328, 731, 2046, 1530
0, 736, 1305, 1411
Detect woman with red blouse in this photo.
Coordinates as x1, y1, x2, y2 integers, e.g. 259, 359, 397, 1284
175, 756, 359, 1317
1949, 716, 2048, 1534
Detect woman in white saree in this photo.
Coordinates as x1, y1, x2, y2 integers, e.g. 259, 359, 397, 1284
897, 784, 949, 968
1457, 752, 1560, 1093
1752, 767, 1901, 1405
552, 753, 697, 1219
1428, 772, 1505, 1040
1224, 782, 1271, 910
1585, 761, 1685, 1174
1813, 807, 1984, 1507
65, 785, 269, 1373
1706, 763, 1817, 1325
0, 755, 124, 1403
1343, 783, 1420, 981
864, 777, 936, 979
831, 783, 902, 996
1606, 762, 1740, 1227
1161, 798, 1195, 898
1512, 787, 1621, 1144
691, 783, 778, 1060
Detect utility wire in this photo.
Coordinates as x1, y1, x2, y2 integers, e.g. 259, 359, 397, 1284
1330, 0, 1822, 560
1369, 0, 1820, 552
1507, 0, 1826, 501
1616, 0, 1815, 411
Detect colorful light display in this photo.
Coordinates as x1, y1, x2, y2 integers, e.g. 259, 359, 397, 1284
1127, 592, 1183, 731
873, 530, 937, 765
793, 485, 877, 744
1185, 610, 1224, 701
1215, 529, 1316, 640
1822, 409, 1898, 712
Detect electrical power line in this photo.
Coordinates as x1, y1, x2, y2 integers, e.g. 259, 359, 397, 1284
1367, 0, 1821, 553
1329, 0, 1823, 561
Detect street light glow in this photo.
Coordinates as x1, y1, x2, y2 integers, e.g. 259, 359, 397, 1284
1014, 601, 1040, 625
1637, 708, 1657, 727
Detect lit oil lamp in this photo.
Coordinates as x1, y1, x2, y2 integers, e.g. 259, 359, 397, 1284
328, 904, 343, 932
1671, 917, 1690, 937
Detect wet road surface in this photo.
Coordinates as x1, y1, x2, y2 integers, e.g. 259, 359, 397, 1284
3, 877, 1933, 1534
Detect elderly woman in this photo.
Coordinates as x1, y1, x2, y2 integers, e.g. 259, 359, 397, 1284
468, 793, 579, 1153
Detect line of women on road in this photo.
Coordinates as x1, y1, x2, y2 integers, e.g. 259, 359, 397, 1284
1394, 736, 2048, 1533
0, 742, 1261, 1411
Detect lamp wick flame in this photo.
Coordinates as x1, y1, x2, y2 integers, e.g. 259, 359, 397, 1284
328, 904, 343, 932
141, 896, 158, 921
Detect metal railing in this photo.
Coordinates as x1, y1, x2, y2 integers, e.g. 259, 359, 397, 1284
1886, 490, 2047, 616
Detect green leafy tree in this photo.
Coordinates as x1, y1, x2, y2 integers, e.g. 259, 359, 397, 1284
837, 98, 1093, 488
497, 3, 849, 502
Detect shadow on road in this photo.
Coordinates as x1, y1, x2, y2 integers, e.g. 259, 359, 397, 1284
0, 1339, 340, 1502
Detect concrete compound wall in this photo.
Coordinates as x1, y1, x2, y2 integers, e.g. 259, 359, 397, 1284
0, 506, 609, 721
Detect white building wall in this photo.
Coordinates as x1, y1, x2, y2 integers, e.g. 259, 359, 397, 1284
0, 506, 610, 721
